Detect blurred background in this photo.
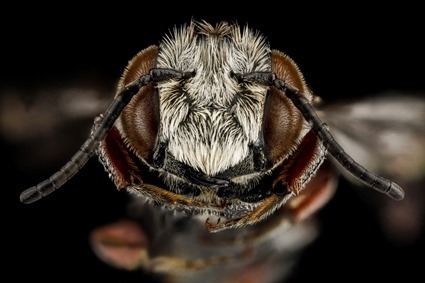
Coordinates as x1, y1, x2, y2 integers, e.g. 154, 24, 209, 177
4, 4, 424, 282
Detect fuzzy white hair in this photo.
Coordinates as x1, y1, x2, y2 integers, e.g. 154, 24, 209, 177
156, 21, 271, 176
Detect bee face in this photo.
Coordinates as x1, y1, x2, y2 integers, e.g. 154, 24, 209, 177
20, 20, 403, 233
97, 21, 326, 231
14, 17, 423, 283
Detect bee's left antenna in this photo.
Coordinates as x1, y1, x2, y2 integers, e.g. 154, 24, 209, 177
275, 81, 405, 201
235, 71, 405, 201
20, 69, 190, 204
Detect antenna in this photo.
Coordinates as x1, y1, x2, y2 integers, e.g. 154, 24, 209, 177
236, 71, 405, 201
20, 69, 191, 204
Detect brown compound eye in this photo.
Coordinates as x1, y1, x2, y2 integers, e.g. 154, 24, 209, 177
117, 46, 160, 161
262, 50, 312, 165
119, 84, 160, 161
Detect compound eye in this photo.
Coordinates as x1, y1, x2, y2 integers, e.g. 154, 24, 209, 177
262, 50, 311, 164
120, 84, 160, 160
262, 87, 304, 164
117, 46, 160, 160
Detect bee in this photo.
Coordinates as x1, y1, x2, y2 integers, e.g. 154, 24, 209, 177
17, 20, 420, 283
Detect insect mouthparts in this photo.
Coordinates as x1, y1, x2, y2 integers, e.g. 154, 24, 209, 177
185, 173, 230, 188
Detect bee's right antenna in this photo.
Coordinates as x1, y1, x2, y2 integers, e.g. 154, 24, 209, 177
19, 69, 192, 204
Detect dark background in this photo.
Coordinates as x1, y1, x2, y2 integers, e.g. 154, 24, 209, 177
4, 4, 424, 282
